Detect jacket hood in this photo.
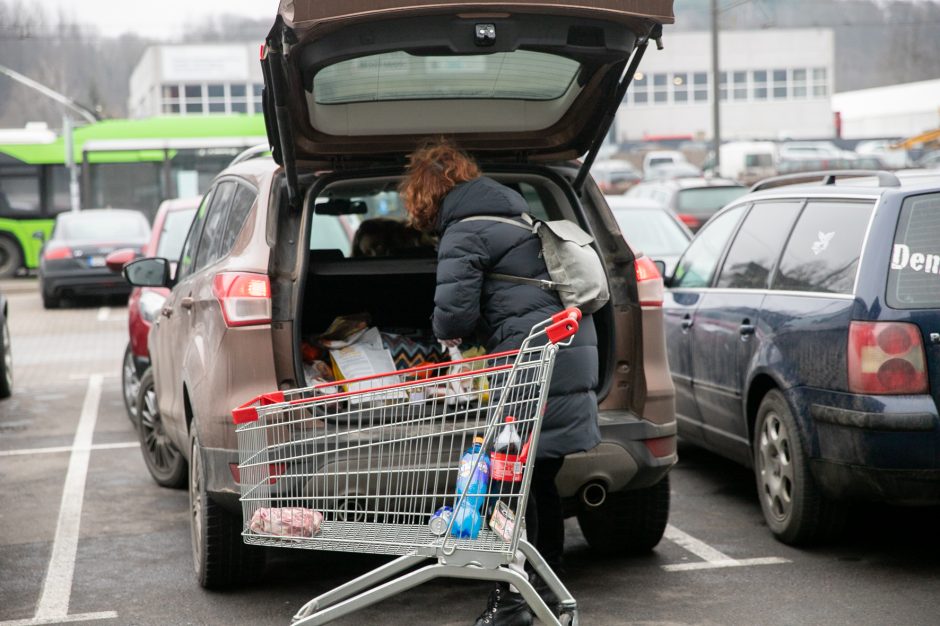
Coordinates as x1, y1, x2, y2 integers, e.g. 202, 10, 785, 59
437, 177, 528, 233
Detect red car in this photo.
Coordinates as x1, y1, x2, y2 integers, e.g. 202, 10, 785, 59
107, 197, 200, 423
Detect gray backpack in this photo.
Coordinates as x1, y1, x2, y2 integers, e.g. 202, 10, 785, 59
459, 214, 610, 314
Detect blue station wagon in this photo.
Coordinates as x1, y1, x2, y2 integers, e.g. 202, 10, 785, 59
663, 171, 940, 545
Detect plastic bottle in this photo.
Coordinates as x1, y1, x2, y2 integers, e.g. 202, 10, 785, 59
451, 436, 490, 539
491, 417, 525, 483
494, 416, 522, 455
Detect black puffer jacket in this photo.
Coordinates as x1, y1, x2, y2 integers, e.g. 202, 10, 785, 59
432, 177, 601, 459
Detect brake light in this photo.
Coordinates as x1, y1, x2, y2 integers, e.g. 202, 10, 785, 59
635, 256, 664, 307
212, 272, 271, 327
43, 245, 72, 261
677, 214, 702, 230
848, 321, 927, 394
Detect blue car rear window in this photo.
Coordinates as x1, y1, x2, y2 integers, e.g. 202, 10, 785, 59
887, 192, 940, 309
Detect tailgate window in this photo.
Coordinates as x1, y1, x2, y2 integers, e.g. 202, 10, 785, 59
887, 193, 940, 308
313, 51, 580, 104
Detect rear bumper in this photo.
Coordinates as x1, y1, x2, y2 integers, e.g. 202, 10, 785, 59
42, 269, 131, 297
786, 386, 940, 504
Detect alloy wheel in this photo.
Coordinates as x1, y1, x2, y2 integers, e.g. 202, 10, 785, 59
2, 321, 12, 390
139, 385, 181, 474
757, 410, 795, 522
122, 348, 140, 419
190, 438, 204, 572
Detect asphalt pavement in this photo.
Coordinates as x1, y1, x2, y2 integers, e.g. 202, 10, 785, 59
0, 276, 938, 625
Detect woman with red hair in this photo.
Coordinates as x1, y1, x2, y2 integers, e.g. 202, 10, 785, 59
400, 139, 600, 626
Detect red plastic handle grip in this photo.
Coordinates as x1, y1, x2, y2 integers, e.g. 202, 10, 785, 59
546, 317, 579, 344
551, 307, 582, 324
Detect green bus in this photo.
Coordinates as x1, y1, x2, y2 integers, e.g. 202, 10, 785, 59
0, 115, 266, 277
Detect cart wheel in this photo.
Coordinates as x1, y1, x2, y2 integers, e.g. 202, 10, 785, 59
576, 474, 670, 555
0, 311, 12, 399
122, 344, 142, 427
190, 432, 265, 589
137, 368, 186, 488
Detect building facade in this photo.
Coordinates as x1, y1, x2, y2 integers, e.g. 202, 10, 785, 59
832, 79, 940, 140
615, 29, 835, 142
129, 44, 264, 118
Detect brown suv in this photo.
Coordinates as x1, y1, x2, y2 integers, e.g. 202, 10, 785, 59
125, 0, 677, 589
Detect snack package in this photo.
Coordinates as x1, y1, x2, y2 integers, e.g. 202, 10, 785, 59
330, 327, 405, 404
318, 313, 372, 349
249, 507, 323, 538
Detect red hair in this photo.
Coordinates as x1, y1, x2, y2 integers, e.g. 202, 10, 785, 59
399, 138, 481, 232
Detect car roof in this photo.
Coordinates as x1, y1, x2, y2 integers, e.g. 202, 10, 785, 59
57, 208, 146, 219
637, 176, 739, 190
605, 196, 670, 210
217, 156, 280, 187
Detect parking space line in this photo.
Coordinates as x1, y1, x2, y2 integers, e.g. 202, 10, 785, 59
662, 525, 790, 572
20, 374, 118, 624
96, 307, 110, 322
0, 610, 118, 626
0, 442, 138, 457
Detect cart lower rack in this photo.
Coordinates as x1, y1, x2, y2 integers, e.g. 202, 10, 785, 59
232, 308, 583, 625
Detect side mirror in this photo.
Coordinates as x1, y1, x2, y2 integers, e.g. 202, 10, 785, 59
124, 257, 172, 288
32, 231, 46, 243
105, 248, 137, 274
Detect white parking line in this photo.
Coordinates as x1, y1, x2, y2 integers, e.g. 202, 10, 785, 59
0, 442, 138, 457
0, 375, 120, 626
96, 307, 110, 322
662, 525, 790, 572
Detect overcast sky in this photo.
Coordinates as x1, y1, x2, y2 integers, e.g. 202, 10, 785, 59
48, 0, 281, 39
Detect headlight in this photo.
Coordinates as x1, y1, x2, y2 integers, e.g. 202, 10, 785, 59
138, 290, 166, 324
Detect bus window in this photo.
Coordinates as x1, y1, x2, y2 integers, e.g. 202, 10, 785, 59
88, 162, 164, 216
45, 165, 73, 215
0, 166, 41, 217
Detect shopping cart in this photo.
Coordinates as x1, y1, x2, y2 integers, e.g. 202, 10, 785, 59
232, 308, 583, 625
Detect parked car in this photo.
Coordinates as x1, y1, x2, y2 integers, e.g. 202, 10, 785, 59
663, 169, 940, 546
591, 159, 642, 194
915, 150, 940, 169
643, 149, 688, 172
106, 197, 200, 424
715, 141, 778, 185
123, 0, 677, 589
0, 288, 10, 399
855, 139, 908, 170
778, 141, 855, 162
38, 209, 150, 309
606, 196, 691, 277
644, 161, 703, 181
627, 176, 747, 232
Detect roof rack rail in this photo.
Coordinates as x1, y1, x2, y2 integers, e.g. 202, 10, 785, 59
228, 143, 271, 168
750, 170, 901, 193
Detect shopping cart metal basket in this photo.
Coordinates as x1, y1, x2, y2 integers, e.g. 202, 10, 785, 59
232, 308, 583, 625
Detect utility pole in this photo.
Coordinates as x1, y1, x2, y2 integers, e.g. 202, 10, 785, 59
711, 0, 721, 170
0, 63, 98, 213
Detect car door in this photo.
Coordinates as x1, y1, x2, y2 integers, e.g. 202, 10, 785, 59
693, 201, 803, 462
664, 205, 747, 444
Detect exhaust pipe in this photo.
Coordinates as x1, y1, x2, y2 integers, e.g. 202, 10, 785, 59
581, 481, 607, 509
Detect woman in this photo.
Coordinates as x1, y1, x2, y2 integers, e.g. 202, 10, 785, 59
400, 139, 600, 625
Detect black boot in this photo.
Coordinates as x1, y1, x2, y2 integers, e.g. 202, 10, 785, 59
473, 583, 533, 626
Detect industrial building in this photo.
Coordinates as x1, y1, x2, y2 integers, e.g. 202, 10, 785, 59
832, 79, 940, 140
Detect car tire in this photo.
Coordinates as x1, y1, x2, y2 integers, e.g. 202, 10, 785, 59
753, 389, 845, 546
0, 313, 12, 398
0, 236, 22, 279
41, 285, 60, 310
189, 431, 265, 589
136, 368, 186, 488
122, 344, 142, 426
577, 474, 670, 555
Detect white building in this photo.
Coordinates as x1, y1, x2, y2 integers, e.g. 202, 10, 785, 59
832, 79, 940, 139
128, 44, 264, 118
615, 29, 835, 142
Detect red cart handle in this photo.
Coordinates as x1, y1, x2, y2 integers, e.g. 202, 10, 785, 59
546, 308, 580, 344
551, 307, 582, 323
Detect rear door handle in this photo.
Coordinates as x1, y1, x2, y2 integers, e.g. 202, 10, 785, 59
180, 297, 194, 310
740, 323, 755, 336
161, 306, 173, 318
680, 315, 693, 331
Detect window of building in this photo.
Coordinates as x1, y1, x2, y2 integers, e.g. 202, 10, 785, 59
184, 84, 204, 113
230, 84, 248, 114
161, 84, 181, 114
252, 83, 263, 112
772, 69, 788, 100
693, 72, 708, 102
632, 72, 648, 105
774, 201, 875, 295
207, 83, 226, 113
673, 73, 689, 104
812, 68, 828, 97
792, 69, 808, 98
718, 71, 728, 102
653, 73, 668, 104
716, 201, 802, 289
752, 70, 768, 100
732, 71, 748, 101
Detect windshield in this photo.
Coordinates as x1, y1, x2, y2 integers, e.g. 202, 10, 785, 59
56, 212, 150, 242
313, 50, 581, 104
677, 187, 747, 218
613, 208, 690, 256
156, 208, 198, 261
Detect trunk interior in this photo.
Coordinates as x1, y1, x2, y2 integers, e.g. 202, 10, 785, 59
272, 167, 629, 405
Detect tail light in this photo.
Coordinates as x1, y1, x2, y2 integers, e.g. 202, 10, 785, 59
677, 214, 702, 230
635, 256, 664, 307
43, 245, 72, 261
212, 272, 271, 327
848, 321, 928, 394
